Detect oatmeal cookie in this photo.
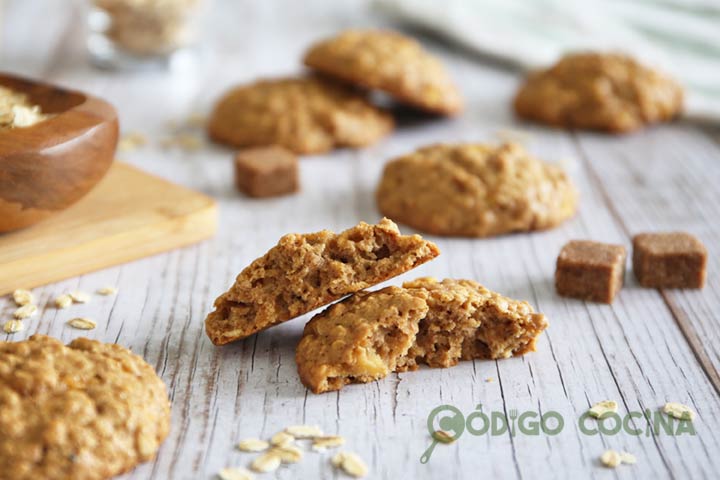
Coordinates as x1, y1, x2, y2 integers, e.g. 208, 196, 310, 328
304, 29, 462, 116
513, 52, 683, 132
396, 278, 548, 371
0, 335, 170, 480
296, 287, 428, 393
207, 76, 393, 154
376, 142, 577, 237
205, 218, 440, 345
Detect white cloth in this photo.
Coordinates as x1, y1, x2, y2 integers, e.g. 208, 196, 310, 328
376, 0, 720, 123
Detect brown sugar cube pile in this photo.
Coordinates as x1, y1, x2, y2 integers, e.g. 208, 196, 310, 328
555, 240, 627, 303
633, 232, 707, 288
234, 146, 298, 198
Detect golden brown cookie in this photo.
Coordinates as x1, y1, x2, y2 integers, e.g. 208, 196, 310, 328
396, 278, 548, 371
0, 335, 171, 480
513, 52, 683, 133
376, 142, 577, 237
304, 29, 462, 116
207, 76, 393, 154
296, 286, 428, 394
205, 218, 440, 346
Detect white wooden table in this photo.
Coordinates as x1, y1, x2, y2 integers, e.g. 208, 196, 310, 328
2, 1, 719, 479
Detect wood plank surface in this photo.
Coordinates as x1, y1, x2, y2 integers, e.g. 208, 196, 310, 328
0, 162, 217, 295
1, 1, 718, 479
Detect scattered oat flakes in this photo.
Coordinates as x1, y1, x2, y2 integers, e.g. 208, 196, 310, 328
270, 431, 294, 447
237, 439, 269, 453
285, 425, 323, 438
186, 112, 206, 128
662, 402, 695, 421
55, 294, 73, 309
13, 304, 37, 319
12, 289, 34, 306
432, 430, 455, 444
600, 449, 622, 468
495, 128, 533, 145
97, 286, 118, 296
332, 451, 368, 478
118, 132, 148, 151
3, 319, 24, 334
620, 451, 637, 465
70, 290, 91, 304
67, 317, 97, 330
588, 400, 618, 419
250, 452, 281, 473
312, 435, 345, 452
272, 445, 303, 464
217, 466, 254, 480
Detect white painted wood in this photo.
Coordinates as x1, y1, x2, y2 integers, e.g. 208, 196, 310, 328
1, 1, 718, 479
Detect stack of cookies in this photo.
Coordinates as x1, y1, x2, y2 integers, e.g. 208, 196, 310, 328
204, 218, 549, 393
208, 29, 463, 156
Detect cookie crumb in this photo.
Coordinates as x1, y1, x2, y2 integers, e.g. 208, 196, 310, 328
12, 289, 34, 306
331, 451, 368, 478
250, 452, 281, 473
217, 467, 254, 480
236, 439, 269, 453
588, 400, 618, 419
3, 319, 24, 334
284, 425, 324, 438
662, 402, 695, 421
13, 304, 37, 319
67, 318, 97, 330
97, 286, 118, 296
55, 294, 73, 309
600, 449, 622, 468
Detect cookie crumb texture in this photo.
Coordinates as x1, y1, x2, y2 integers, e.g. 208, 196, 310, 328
208, 76, 393, 154
234, 146, 298, 198
205, 218, 440, 345
296, 287, 428, 393
514, 52, 683, 133
377, 142, 577, 237
396, 278, 548, 371
555, 240, 627, 303
633, 232, 707, 289
304, 29, 462, 116
0, 335, 170, 480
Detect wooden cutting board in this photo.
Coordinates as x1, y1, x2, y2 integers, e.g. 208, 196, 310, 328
0, 162, 217, 295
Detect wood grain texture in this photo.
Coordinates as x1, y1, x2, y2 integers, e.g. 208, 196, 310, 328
1, 1, 718, 479
0, 162, 217, 295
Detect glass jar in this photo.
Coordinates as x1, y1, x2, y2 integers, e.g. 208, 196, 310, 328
87, 0, 206, 70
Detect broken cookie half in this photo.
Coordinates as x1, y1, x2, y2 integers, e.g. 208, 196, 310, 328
205, 218, 440, 345
296, 277, 548, 393
296, 286, 429, 394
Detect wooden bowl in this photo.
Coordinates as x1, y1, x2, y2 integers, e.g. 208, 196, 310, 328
0, 73, 118, 233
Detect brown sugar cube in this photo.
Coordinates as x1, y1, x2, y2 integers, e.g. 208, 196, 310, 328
555, 240, 626, 303
234, 146, 298, 198
633, 232, 707, 288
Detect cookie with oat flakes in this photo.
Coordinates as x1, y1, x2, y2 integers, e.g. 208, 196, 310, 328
396, 278, 548, 372
205, 218, 440, 346
376, 142, 577, 237
207, 76, 393, 154
296, 286, 428, 393
513, 52, 683, 133
304, 29, 462, 116
0, 335, 170, 480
